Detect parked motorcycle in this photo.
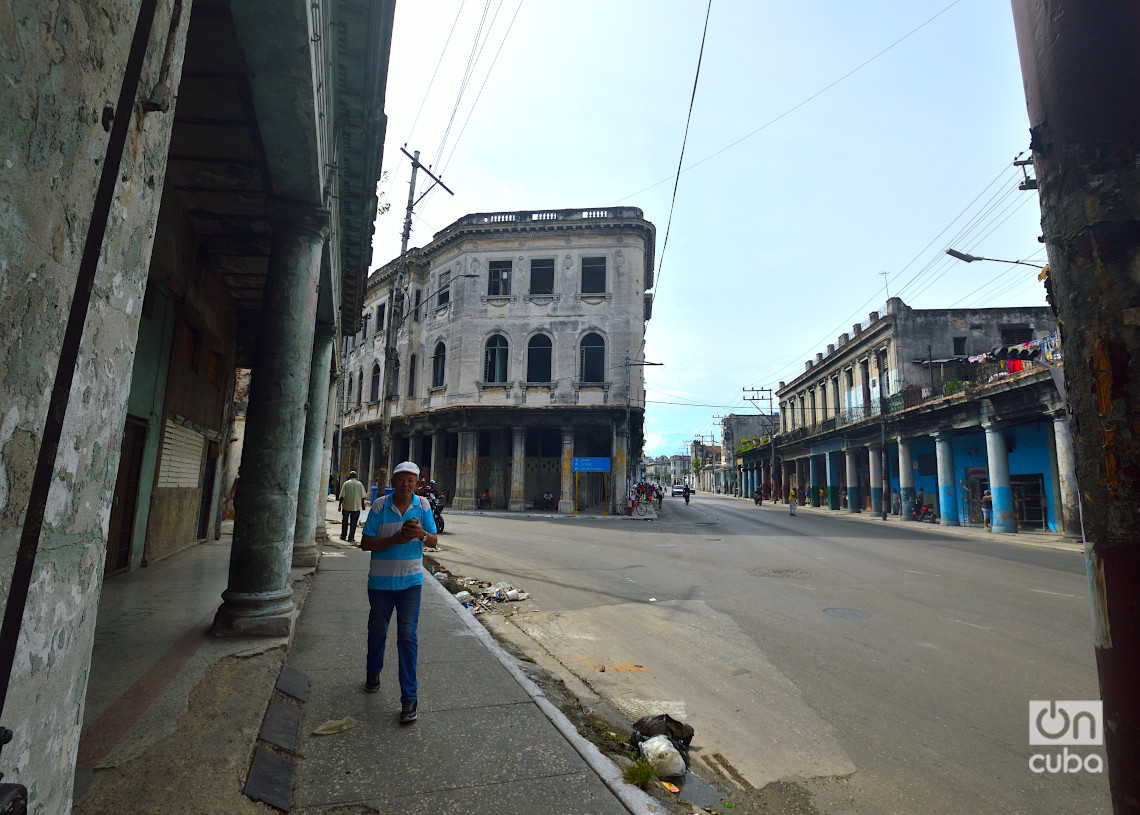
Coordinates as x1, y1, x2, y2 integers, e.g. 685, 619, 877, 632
428, 493, 444, 534
911, 502, 936, 523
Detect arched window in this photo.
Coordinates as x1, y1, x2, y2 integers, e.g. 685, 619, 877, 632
579, 333, 604, 383
346, 373, 353, 404
370, 363, 381, 402
407, 354, 417, 396
357, 372, 363, 406
527, 335, 552, 383
432, 342, 446, 388
484, 335, 508, 383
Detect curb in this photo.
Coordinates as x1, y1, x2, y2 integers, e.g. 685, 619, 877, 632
422, 574, 668, 815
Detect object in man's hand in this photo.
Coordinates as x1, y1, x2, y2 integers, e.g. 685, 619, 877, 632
403, 519, 420, 527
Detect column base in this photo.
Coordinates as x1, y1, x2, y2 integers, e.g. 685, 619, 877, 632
558, 499, 575, 514
211, 587, 295, 638
508, 499, 526, 512
292, 543, 319, 568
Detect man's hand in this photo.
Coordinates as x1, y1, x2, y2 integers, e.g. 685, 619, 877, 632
398, 518, 423, 543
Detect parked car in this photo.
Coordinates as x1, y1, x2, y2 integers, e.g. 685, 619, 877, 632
671, 484, 687, 497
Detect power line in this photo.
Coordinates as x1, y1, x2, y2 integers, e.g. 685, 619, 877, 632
431, 0, 495, 172
653, 0, 712, 298
742, 157, 1032, 391
381, 1, 472, 212
611, 0, 965, 207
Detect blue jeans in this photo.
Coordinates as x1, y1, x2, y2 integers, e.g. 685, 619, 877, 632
367, 585, 422, 701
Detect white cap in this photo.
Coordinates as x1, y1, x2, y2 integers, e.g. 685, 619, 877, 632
392, 461, 420, 477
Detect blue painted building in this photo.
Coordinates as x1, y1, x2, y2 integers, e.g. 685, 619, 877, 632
753, 299, 1077, 536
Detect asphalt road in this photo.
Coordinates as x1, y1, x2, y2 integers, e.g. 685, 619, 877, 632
433, 493, 1110, 814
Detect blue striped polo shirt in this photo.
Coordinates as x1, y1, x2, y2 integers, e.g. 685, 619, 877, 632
360, 493, 437, 590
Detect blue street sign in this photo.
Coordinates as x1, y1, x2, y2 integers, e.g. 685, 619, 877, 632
572, 457, 611, 473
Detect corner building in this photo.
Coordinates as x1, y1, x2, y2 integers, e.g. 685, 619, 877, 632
342, 208, 656, 514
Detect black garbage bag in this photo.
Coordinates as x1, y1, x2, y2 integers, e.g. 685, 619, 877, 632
627, 714, 694, 770
628, 713, 694, 747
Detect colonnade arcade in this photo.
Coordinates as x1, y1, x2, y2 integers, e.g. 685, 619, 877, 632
741, 410, 1079, 536
342, 407, 634, 515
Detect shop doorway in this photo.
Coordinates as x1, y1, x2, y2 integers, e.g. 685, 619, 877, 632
107, 417, 147, 576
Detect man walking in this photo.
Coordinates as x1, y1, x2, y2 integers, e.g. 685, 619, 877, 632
339, 470, 365, 542
359, 461, 438, 723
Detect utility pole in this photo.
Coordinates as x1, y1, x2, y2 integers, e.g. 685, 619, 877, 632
744, 387, 776, 501
378, 148, 452, 488
1011, 4, 1140, 810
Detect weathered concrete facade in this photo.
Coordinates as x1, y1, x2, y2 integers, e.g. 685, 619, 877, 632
768, 297, 1074, 533
341, 208, 657, 514
0, 1, 395, 810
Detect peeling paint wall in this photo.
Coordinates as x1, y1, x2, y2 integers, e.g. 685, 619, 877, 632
0, 2, 191, 812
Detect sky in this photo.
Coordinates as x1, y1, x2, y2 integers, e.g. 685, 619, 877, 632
369, 0, 1046, 459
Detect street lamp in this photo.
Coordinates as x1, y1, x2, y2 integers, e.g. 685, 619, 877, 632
945, 248, 1045, 269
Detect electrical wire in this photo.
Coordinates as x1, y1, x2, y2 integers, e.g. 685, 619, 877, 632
613, 0, 966, 208
431, 0, 495, 172
437, 0, 524, 177
742, 157, 1033, 392
381, 1, 471, 210
653, 0, 712, 298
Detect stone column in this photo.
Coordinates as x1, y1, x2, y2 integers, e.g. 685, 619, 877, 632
490, 429, 507, 508
845, 445, 861, 513
357, 437, 371, 497
316, 377, 338, 542
782, 460, 793, 502
615, 424, 630, 514
985, 423, 1017, 533
293, 323, 335, 567
898, 436, 915, 518
869, 442, 883, 514
431, 430, 446, 492
1052, 412, 1082, 538
215, 205, 329, 636
509, 427, 527, 512
408, 433, 424, 470
826, 451, 841, 510
934, 433, 960, 526
559, 427, 575, 513
453, 429, 478, 510
379, 431, 393, 489
809, 456, 822, 507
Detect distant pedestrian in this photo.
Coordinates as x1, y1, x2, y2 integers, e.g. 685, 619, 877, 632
339, 470, 365, 542
982, 489, 993, 530
360, 461, 438, 723
789, 487, 797, 516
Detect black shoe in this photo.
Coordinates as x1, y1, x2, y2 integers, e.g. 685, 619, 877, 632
364, 673, 380, 693
399, 699, 417, 723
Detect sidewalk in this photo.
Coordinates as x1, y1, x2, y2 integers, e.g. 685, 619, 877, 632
284, 500, 663, 813
708, 492, 1083, 553
74, 504, 667, 814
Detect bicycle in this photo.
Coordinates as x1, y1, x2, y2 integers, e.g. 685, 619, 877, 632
633, 500, 649, 516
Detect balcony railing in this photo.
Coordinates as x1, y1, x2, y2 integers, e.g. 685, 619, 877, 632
448, 207, 646, 229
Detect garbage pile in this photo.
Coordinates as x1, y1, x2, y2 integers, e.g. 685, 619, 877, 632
627, 714, 694, 779
449, 577, 530, 614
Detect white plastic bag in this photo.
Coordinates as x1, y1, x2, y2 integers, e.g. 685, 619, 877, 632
639, 734, 686, 778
